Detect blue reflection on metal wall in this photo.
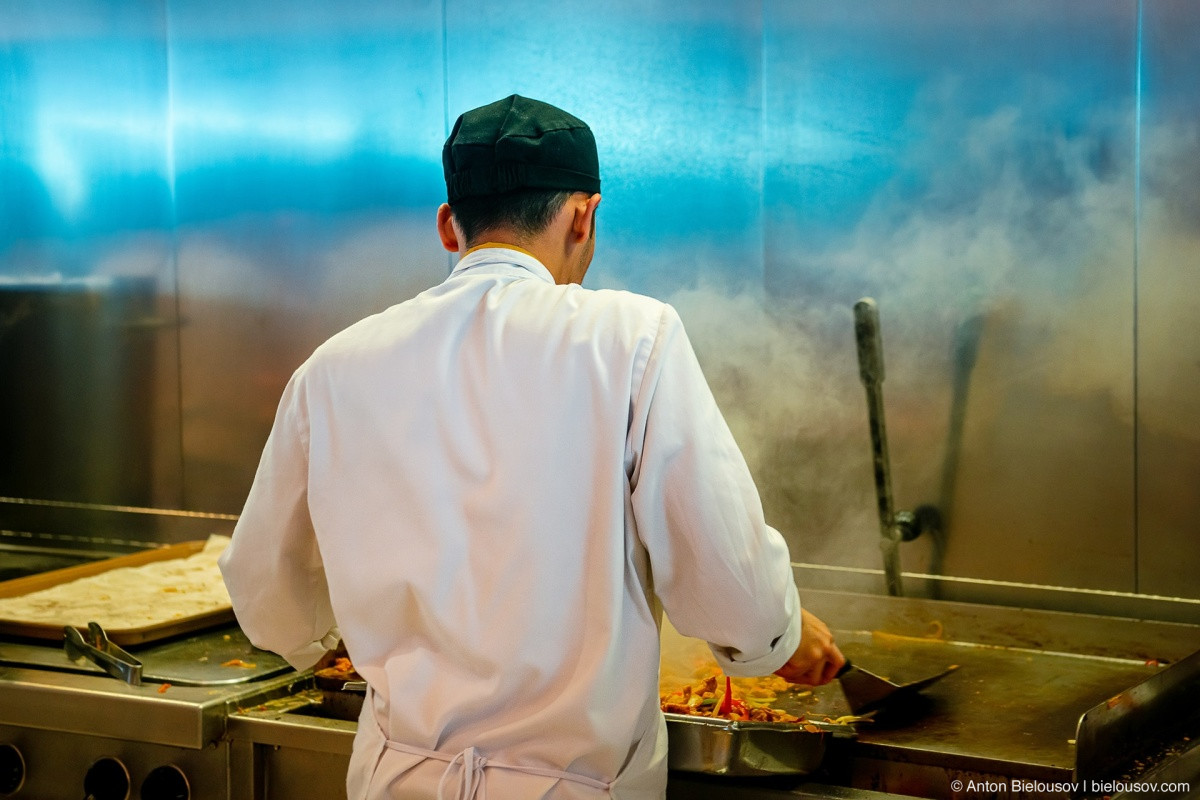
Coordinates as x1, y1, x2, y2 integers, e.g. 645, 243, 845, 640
444, 0, 766, 294
165, 1, 447, 503
765, 2, 1136, 297
0, 3, 176, 507
1, 1, 1198, 603
0, 7, 171, 259
169, 29, 444, 221
764, 1, 1141, 592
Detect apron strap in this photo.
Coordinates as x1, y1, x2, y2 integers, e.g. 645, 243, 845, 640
376, 718, 611, 800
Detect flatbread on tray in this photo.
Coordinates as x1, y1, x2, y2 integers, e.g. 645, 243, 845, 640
0, 535, 232, 631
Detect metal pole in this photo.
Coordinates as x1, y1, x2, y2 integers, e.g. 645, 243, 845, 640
854, 298, 904, 596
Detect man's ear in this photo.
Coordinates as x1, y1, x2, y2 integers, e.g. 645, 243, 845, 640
437, 203, 461, 253
570, 193, 602, 244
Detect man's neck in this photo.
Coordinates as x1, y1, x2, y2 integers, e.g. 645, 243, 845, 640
463, 241, 538, 259
463, 237, 572, 284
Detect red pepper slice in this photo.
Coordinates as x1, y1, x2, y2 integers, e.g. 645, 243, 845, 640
718, 675, 734, 716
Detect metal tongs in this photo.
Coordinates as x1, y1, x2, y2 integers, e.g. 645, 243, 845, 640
64, 622, 144, 686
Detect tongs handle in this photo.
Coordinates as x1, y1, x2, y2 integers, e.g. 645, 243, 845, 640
64, 622, 144, 686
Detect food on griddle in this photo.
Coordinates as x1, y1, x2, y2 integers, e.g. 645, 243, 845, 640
660, 673, 803, 723
822, 714, 873, 725
315, 656, 362, 682
221, 658, 257, 668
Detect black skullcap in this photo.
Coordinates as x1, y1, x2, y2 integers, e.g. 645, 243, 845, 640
443, 94, 600, 203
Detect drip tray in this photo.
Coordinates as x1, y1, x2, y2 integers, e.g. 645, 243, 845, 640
0, 624, 292, 686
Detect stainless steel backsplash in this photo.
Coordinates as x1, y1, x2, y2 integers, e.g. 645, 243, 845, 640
1, 1, 1196, 619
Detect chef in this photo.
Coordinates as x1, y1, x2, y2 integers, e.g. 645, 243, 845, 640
220, 94, 845, 800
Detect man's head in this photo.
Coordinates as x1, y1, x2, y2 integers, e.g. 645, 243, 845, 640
438, 95, 602, 284
446, 189, 573, 246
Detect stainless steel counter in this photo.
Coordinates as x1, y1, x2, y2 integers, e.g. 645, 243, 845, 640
225, 688, 920, 800
2, 589, 1198, 799
219, 589, 1200, 799
0, 626, 302, 798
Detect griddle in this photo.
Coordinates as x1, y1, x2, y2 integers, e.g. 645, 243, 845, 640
661, 589, 1200, 789
801, 590, 1200, 793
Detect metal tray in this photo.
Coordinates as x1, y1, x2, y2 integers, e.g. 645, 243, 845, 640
664, 713, 853, 776
0, 623, 291, 685
0, 540, 234, 645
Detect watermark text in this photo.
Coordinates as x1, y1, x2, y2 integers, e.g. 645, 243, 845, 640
950, 777, 1192, 795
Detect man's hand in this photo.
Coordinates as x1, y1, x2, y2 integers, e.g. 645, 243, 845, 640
774, 608, 845, 686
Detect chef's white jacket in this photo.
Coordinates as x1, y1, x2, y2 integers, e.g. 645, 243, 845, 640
220, 247, 803, 799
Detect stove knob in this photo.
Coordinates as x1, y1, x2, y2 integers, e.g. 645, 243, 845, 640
141, 764, 190, 800
0, 743, 25, 796
82, 756, 130, 800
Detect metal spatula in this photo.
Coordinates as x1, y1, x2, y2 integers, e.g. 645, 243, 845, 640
836, 660, 959, 714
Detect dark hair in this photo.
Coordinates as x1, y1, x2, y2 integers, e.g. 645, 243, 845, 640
450, 189, 571, 246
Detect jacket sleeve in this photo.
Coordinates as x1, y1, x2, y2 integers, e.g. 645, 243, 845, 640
627, 304, 802, 677
218, 371, 339, 670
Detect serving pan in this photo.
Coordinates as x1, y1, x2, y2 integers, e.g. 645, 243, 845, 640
301, 663, 849, 777
313, 671, 366, 720
664, 713, 853, 776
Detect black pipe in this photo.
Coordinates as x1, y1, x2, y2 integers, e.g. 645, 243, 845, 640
854, 297, 904, 596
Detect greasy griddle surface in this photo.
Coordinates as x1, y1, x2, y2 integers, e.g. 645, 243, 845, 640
796, 630, 1160, 777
